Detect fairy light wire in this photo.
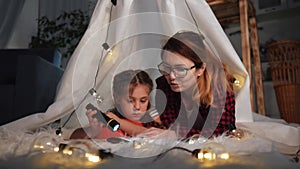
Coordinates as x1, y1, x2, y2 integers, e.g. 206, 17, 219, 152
56, 2, 115, 135
153, 146, 199, 162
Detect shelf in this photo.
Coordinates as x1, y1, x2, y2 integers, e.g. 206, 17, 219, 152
207, 0, 266, 115
207, 0, 256, 27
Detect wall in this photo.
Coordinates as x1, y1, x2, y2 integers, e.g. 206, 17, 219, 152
6, 0, 92, 49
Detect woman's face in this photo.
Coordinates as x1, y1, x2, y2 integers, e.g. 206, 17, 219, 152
118, 84, 150, 121
161, 51, 204, 93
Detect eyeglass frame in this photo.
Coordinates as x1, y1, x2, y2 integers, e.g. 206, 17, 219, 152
157, 62, 203, 78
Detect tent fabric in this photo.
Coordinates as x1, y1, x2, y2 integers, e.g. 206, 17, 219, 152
1, 0, 299, 155
2, 0, 252, 132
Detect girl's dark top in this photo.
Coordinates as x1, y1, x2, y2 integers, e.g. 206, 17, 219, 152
155, 76, 236, 138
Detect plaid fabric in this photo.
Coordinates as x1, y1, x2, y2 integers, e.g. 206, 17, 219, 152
155, 76, 236, 138
143, 120, 166, 129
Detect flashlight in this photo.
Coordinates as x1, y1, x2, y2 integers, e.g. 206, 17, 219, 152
86, 103, 120, 132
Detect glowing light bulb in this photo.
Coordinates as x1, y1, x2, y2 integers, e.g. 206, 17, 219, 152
86, 153, 101, 163
53, 147, 60, 152
188, 134, 207, 145
133, 140, 143, 149
196, 142, 230, 161
232, 74, 245, 91
220, 153, 230, 160
230, 129, 245, 140
228, 124, 245, 140
234, 79, 240, 87
62, 140, 101, 163
31, 133, 60, 154
108, 49, 113, 55
188, 134, 200, 144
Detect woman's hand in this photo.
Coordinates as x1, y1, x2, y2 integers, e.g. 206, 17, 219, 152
137, 127, 177, 139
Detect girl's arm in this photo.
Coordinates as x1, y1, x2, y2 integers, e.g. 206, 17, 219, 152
106, 112, 148, 136
106, 112, 175, 139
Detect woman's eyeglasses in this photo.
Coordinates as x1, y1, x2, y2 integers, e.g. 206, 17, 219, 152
157, 62, 201, 78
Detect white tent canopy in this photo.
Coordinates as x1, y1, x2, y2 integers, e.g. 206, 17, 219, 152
1, 0, 298, 155
3, 0, 253, 131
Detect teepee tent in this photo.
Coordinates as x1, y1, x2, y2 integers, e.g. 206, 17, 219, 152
1, 0, 298, 155
3, 0, 252, 132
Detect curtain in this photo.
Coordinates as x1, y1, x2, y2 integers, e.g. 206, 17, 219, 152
0, 0, 25, 48
39, 0, 90, 20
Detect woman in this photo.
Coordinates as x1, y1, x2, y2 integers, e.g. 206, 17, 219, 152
150, 31, 236, 138
70, 70, 164, 139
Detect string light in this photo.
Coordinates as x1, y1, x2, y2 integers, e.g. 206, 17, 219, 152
228, 124, 245, 140
31, 138, 232, 166
196, 142, 230, 161
152, 142, 229, 162
291, 148, 300, 163
230, 128, 244, 140
61, 140, 104, 163
232, 74, 245, 91
102, 42, 113, 55
234, 79, 241, 87
187, 134, 207, 145
55, 127, 62, 136
132, 138, 155, 149
89, 88, 104, 104
30, 133, 60, 154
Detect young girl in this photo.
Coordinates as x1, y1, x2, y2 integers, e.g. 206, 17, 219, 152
70, 70, 163, 139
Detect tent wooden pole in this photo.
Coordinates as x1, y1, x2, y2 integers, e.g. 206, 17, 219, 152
250, 16, 266, 115
239, 0, 255, 111
207, 0, 266, 115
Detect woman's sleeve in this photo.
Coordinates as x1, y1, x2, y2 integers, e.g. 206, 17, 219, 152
212, 91, 236, 136
188, 91, 236, 138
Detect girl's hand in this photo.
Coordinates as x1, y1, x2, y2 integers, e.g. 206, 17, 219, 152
86, 109, 105, 137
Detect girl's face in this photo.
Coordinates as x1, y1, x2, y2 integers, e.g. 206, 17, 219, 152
118, 84, 150, 121
161, 51, 205, 93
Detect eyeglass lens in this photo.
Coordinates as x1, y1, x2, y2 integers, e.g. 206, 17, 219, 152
158, 63, 190, 78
